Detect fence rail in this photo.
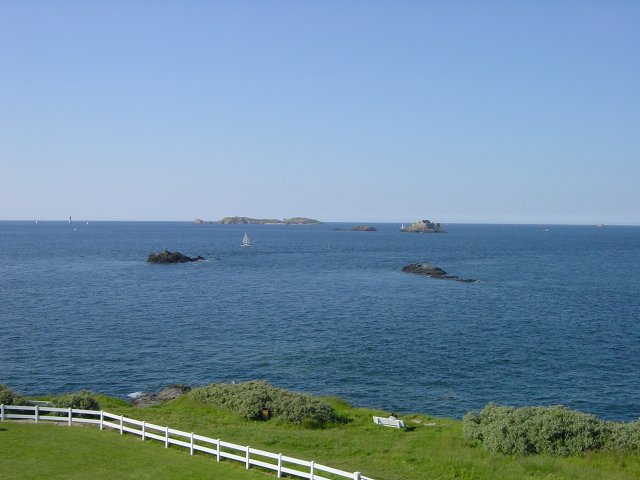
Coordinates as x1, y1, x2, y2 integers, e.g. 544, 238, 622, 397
1, 405, 373, 480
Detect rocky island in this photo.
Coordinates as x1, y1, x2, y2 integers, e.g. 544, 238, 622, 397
401, 219, 445, 233
402, 263, 476, 283
351, 225, 377, 231
218, 216, 322, 225
147, 250, 205, 264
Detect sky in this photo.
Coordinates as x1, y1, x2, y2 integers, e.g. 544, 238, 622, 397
1, 1, 639, 224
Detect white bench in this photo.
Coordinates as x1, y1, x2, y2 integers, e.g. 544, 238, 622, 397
373, 416, 406, 429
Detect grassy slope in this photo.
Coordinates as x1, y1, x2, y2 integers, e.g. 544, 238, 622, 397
3, 393, 640, 480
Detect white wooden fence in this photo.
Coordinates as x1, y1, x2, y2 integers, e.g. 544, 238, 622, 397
1, 404, 373, 480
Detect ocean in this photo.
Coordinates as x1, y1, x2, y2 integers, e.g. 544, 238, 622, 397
1, 221, 639, 421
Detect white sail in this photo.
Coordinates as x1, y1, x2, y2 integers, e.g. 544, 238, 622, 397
241, 232, 251, 247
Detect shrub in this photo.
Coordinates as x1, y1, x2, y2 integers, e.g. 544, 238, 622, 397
463, 403, 624, 456
0, 384, 27, 405
190, 380, 336, 427
604, 420, 640, 452
52, 390, 100, 412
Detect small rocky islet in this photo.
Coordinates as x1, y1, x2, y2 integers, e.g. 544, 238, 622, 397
402, 263, 476, 283
351, 225, 377, 231
401, 219, 445, 233
147, 250, 205, 264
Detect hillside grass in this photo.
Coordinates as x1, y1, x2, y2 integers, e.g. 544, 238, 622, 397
3, 393, 640, 479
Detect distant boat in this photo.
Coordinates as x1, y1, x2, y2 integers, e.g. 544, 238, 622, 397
241, 232, 251, 247
400, 223, 405, 231
597, 223, 605, 228
69, 216, 72, 224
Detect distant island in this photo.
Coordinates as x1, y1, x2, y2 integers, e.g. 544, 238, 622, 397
401, 219, 446, 233
351, 225, 377, 231
217, 216, 322, 225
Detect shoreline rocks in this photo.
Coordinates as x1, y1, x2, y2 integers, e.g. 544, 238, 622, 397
147, 250, 205, 264
402, 263, 476, 283
130, 384, 191, 407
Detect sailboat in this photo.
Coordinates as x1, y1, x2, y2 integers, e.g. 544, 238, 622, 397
241, 232, 251, 247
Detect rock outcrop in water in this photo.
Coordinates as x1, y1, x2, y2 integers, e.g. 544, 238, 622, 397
351, 225, 377, 231
147, 250, 205, 264
401, 219, 445, 233
402, 263, 476, 283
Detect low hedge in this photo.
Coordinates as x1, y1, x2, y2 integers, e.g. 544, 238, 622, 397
52, 390, 101, 412
0, 384, 26, 405
463, 403, 640, 456
189, 380, 336, 427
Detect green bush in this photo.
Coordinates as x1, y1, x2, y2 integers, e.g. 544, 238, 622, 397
605, 420, 640, 452
0, 384, 26, 405
189, 380, 336, 427
464, 403, 640, 456
52, 390, 100, 412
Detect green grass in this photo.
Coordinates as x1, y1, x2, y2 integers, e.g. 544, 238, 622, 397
0, 422, 258, 479
3, 393, 640, 480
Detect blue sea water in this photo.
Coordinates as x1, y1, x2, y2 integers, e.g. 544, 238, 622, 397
1, 221, 639, 421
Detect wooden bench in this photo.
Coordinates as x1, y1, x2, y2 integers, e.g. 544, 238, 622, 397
373, 416, 406, 428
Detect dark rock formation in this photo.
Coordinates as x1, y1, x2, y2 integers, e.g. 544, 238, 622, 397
193, 218, 214, 224
402, 263, 476, 283
147, 250, 205, 264
351, 225, 377, 231
131, 384, 191, 407
402, 219, 445, 233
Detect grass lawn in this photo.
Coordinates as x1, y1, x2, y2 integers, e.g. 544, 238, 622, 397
0, 421, 258, 480
2, 394, 640, 480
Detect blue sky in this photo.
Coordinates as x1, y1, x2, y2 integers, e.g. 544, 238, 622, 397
1, 1, 638, 224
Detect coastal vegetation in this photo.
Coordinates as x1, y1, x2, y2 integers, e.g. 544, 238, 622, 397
189, 381, 336, 426
464, 403, 640, 456
2, 383, 640, 479
51, 389, 100, 411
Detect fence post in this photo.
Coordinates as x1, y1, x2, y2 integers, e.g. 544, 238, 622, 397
245, 446, 250, 469
353, 472, 361, 480
190, 432, 194, 455
310, 460, 314, 479
120, 415, 124, 434
68, 407, 72, 426
142, 421, 146, 441
277, 453, 282, 478
216, 439, 221, 461
1, 404, 4, 421
100, 411, 104, 430
35, 405, 39, 423
165, 426, 169, 448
